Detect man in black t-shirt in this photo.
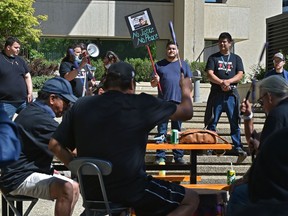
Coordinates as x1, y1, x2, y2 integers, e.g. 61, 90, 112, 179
0, 77, 79, 216
204, 32, 246, 156
49, 62, 199, 216
0, 37, 33, 119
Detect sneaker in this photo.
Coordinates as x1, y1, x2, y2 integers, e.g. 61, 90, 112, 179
153, 134, 166, 144
174, 158, 187, 165
236, 147, 247, 163
154, 157, 166, 165
236, 147, 247, 156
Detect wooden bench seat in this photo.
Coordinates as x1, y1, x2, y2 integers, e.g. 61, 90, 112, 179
153, 175, 201, 182
182, 184, 230, 191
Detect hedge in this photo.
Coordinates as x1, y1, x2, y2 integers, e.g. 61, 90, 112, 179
29, 58, 209, 90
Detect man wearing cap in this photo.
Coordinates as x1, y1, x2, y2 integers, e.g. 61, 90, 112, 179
264, 52, 288, 81
0, 77, 79, 216
49, 62, 199, 216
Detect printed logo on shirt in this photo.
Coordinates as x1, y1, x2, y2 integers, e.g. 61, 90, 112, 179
218, 60, 233, 74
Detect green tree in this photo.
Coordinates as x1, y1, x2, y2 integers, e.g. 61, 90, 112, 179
0, 0, 47, 48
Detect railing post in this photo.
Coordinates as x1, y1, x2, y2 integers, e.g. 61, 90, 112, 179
192, 70, 202, 103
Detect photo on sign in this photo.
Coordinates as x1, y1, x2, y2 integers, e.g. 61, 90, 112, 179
127, 10, 151, 31
125, 8, 159, 48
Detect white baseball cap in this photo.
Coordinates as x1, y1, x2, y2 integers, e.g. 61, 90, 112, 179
273, 52, 285, 61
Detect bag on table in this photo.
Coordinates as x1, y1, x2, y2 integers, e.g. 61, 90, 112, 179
179, 129, 229, 144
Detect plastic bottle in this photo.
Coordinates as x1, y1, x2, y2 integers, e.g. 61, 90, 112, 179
227, 162, 236, 185
158, 161, 166, 176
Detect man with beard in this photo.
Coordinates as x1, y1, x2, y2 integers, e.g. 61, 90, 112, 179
150, 40, 192, 165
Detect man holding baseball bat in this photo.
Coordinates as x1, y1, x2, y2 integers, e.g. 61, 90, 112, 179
204, 32, 247, 157
150, 40, 193, 165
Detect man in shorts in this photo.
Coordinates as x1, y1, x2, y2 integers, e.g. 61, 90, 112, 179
49, 62, 199, 216
0, 77, 79, 216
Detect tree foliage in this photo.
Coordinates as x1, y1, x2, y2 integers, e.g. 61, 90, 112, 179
0, 0, 47, 48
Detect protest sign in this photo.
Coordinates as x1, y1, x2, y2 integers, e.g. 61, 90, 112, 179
125, 8, 159, 48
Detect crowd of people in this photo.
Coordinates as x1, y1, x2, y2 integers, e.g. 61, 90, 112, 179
0, 33, 288, 216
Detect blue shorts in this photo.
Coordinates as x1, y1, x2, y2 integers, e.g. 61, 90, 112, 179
132, 176, 185, 216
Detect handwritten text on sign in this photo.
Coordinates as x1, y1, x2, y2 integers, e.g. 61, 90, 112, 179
125, 8, 159, 48
132, 27, 159, 47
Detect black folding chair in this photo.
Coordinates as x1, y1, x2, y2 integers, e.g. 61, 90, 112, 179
1, 193, 38, 216
68, 158, 130, 216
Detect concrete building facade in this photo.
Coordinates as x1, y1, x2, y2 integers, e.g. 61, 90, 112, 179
266, 13, 288, 70
34, 0, 282, 75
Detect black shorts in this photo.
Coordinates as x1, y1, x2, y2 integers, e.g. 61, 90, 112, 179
132, 176, 185, 216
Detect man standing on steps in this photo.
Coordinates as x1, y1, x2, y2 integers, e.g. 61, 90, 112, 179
264, 52, 288, 81
204, 32, 247, 157
150, 40, 193, 165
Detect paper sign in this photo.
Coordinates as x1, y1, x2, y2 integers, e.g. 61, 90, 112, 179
125, 8, 159, 48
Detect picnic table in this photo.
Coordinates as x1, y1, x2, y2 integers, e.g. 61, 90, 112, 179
146, 143, 233, 184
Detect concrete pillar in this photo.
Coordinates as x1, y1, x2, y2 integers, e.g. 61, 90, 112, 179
173, 0, 205, 61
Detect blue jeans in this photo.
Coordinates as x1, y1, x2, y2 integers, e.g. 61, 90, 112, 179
226, 184, 251, 216
207, 94, 242, 149
156, 120, 183, 160
1, 101, 27, 119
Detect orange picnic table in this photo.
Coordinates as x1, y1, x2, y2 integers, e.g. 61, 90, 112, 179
146, 143, 232, 184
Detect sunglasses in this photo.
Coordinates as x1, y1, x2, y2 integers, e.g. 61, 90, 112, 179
56, 95, 71, 106
273, 59, 284, 64
257, 93, 267, 106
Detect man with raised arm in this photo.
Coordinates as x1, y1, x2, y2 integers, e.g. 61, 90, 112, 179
49, 62, 199, 216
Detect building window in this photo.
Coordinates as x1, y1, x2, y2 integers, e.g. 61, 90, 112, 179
283, 0, 288, 13
205, 0, 227, 3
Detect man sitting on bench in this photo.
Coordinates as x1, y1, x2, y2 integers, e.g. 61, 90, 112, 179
0, 77, 79, 216
227, 75, 288, 216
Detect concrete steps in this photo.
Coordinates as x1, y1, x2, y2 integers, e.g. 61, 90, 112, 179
137, 83, 265, 184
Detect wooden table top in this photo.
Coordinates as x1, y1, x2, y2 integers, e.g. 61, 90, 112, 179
146, 143, 232, 150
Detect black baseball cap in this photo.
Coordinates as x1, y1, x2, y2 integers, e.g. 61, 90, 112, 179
41, 77, 77, 103
107, 61, 136, 82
